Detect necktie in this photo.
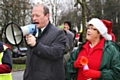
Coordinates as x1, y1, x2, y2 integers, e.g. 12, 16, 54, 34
38, 29, 41, 36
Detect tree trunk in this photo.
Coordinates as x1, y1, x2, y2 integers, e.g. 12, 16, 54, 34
81, 0, 87, 42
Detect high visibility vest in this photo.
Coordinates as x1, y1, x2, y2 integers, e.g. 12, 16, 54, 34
0, 45, 12, 80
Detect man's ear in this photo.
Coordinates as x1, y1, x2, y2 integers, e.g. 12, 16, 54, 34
45, 13, 50, 20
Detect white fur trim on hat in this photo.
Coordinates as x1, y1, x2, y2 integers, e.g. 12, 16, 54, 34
88, 18, 112, 40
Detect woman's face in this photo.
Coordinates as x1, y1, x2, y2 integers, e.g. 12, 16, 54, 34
86, 24, 101, 41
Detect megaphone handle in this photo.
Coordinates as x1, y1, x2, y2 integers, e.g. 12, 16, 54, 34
83, 64, 89, 70
24, 36, 30, 46
24, 36, 37, 47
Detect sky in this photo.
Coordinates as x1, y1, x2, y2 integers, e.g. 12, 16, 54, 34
31, 0, 74, 6
30, 0, 75, 22
32, 0, 68, 4
30, 0, 75, 13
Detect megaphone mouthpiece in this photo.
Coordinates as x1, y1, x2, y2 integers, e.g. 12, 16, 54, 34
21, 24, 38, 36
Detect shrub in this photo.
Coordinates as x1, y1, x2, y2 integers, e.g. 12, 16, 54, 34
12, 64, 26, 71
12, 56, 26, 64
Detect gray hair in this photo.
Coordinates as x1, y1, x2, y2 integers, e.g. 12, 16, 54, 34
34, 4, 49, 15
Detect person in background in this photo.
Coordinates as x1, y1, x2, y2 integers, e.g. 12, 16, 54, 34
65, 18, 120, 80
63, 21, 75, 53
58, 25, 64, 30
118, 42, 120, 45
62, 21, 75, 65
72, 29, 77, 41
24, 4, 66, 80
72, 33, 80, 51
0, 41, 12, 80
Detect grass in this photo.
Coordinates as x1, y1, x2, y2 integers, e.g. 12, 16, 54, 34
12, 64, 26, 71
12, 56, 26, 71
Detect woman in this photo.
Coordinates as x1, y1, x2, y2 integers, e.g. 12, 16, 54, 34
65, 18, 120, 80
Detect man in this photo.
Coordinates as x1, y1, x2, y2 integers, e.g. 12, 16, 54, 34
24, 4, 66, 80
0, 41, 12, 80
63, 21, 74, 54
62, 21, 74, 79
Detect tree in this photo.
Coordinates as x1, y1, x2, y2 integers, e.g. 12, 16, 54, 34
0, 0, 32, 43
88, 0, 120, 42
57, 0, 120, 42
74, 0, 87, 42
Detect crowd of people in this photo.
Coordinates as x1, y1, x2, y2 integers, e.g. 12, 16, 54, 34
1, 3, 120, 80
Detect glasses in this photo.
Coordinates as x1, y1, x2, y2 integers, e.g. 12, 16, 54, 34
86, 27, 98, 31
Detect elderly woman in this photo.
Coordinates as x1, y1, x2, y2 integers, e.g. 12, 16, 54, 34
65, 18, 120, 80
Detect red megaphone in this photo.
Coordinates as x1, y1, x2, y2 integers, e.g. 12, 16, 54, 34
80, 56, 88, 66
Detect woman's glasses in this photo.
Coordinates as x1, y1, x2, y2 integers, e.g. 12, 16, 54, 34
87, 27, 97, 31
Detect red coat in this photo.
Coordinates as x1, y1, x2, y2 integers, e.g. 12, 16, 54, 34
75, 38, 105, 80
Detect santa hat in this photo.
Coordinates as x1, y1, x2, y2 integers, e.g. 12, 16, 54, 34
75, 33, 79, 40
101, 20, 116, 42
101, 20, 112, 34
88, 18, 112, 40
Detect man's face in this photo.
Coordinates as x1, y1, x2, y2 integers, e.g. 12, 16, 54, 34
32, 5, 49, 29
63, 23, 69, 31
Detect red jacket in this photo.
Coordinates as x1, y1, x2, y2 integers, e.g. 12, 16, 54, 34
75, 38, 105, 80
0, 44, 12, 74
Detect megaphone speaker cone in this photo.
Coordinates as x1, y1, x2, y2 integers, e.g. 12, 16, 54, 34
4, 22, 23, 45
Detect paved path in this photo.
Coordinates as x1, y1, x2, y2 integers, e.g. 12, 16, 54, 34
12, 70, 24, 80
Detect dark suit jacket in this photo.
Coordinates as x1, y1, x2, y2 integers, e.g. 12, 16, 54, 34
24, 21, 66, 80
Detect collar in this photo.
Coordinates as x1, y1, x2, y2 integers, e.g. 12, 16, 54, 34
35, 21, 50, 37
35, 26, 47, 37
41, 26, 46, 32
83, 38, 105, 51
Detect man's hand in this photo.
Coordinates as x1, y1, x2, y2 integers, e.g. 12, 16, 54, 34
26, 34, 36, 47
